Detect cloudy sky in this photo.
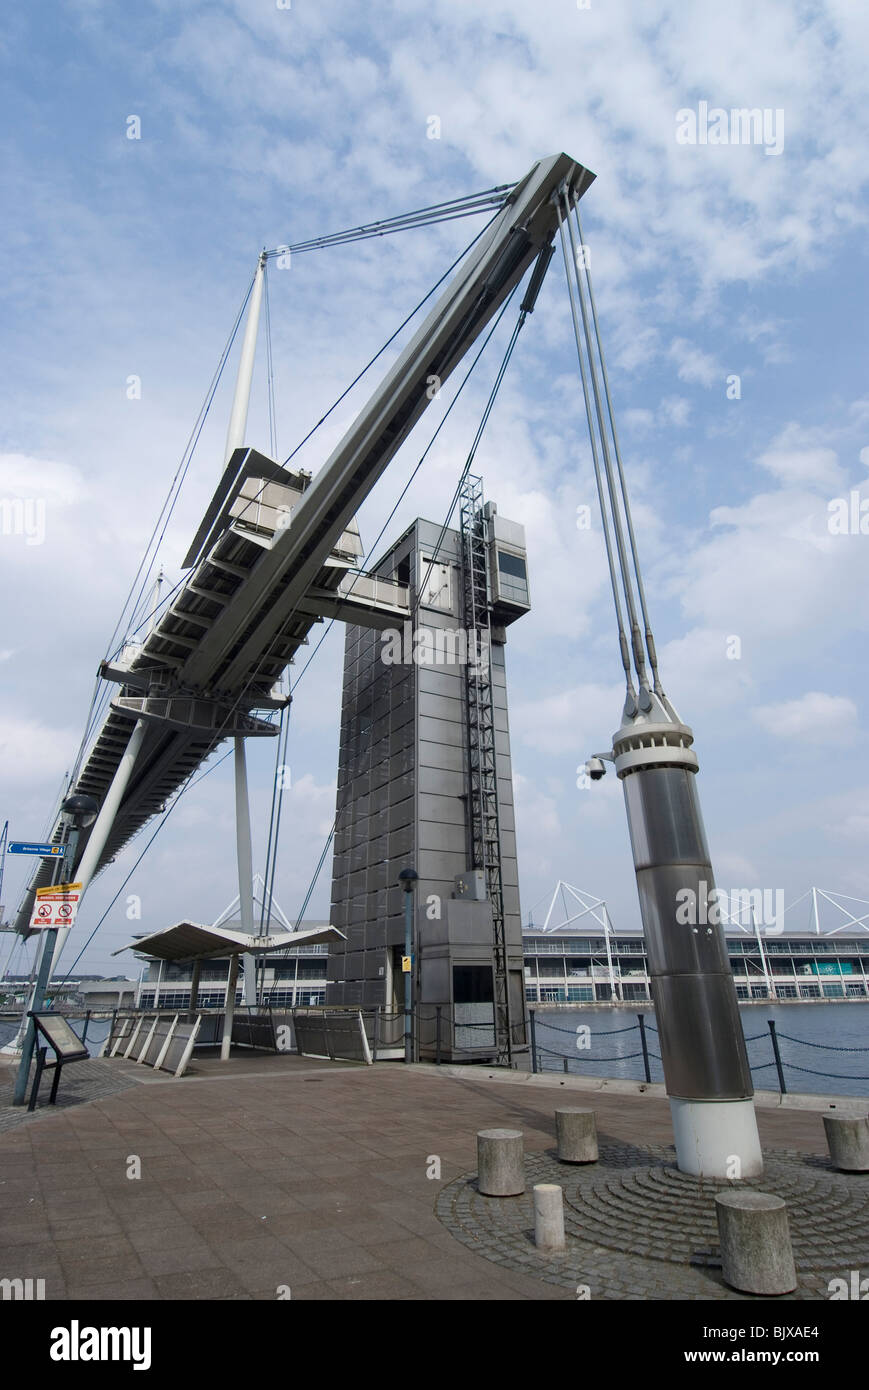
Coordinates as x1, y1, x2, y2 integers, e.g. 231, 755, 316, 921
1, 0, 868, 979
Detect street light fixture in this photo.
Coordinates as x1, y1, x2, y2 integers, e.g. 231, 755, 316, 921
61, 793, 99, 831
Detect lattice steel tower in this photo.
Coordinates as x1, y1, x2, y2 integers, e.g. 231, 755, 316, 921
459, 475, 511, 1063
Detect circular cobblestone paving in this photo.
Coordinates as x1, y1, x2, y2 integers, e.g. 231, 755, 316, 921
436, 1142, 869, 1301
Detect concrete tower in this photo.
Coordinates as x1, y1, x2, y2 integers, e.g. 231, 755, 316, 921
326, 497, 530, 1062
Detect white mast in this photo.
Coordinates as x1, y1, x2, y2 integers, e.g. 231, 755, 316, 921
223, 252, 268, 1005
224, 253, 267, 466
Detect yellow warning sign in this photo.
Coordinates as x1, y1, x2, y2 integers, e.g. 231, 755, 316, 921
30, 884, 83, 931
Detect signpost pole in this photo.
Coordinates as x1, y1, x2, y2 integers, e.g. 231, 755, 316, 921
12, 825, 80, 1105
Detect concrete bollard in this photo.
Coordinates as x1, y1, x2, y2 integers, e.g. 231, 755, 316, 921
533, 1183, 565, 1250
715, 1191, 797, 1295
555, 1108, 598, 1164
477, 1128, 525, 1196
823, 1114, 869, 1172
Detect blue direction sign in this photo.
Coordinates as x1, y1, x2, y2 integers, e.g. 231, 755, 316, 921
7, 842, 65, 858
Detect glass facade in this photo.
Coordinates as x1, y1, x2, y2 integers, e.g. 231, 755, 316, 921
136, 931, 868, 1010
522, 930, 869, 1004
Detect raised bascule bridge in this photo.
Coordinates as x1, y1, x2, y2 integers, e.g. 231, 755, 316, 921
11, 150, 762, 1178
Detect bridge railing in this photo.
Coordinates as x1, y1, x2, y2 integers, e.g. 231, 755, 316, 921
528, 1012, 869, 1097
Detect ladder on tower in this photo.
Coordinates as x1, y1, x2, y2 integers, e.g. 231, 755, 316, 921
458, 475, 512, 1065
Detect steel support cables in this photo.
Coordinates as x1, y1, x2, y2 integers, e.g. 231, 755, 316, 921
556, 199, 636, 710
278, 208, 504, 473
290, 825, 336, 935
66, 274, 257, 796
413, 308, 527, 625
105, 272, 257, 664
557, 188, 660, 713
56, 732, 248, 981
263, 185, 512, 259
573, 199, 663, 697
558, 187, 647, 717
255, 697, 292, 1001
290, 285, 523, 689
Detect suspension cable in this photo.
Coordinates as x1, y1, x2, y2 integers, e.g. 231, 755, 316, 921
280, 208, 503, 470
556, 196, 636, 704
572, 201, 662, 696
103, 272, 256, 664
561, 187, 649, 699
56, 733, 247, 979
290, 284, 522, 688
264, 185, 511, 259
62, 274, 257, 796
254, 696, 291, 998
413, 307, 527, 626
258, 697, 289, 936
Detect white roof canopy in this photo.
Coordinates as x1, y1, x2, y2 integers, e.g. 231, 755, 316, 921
112, 920, 344, 962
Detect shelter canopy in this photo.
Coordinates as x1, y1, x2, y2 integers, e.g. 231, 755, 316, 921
113, 920, 344, 962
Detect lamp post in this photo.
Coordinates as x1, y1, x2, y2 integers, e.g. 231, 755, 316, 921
12, 793, 99, 1105
398, 867, 418, 1065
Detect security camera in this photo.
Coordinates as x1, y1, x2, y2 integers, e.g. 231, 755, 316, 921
586, 757, 606, 781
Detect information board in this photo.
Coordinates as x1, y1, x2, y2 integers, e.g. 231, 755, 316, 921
32, 1012, 88, 1060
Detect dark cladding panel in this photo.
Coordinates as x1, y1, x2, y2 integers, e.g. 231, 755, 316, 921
327, 514, 528, 1050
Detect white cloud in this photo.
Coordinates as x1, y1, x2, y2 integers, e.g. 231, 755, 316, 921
0, 454, 84, 505
737, 314, 791, 366
830, 792, 869, 843
658, 627, 755, 716
513, 772, 561, 839
753, 691, 858, 744
755, 423, 844, 491
512, 681, 624, 757
0, 716, 79, 784
282, 773, 339, 839
666, 445, 869, 654
714, 852, 760, 883
622, 407, 655, 433
660, 395, 692, 428
668, 337, 721, 387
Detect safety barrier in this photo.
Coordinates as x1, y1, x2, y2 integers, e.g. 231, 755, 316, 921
528, 1011, 869, 1095
95, 1001, 867, 1093
103, 1008, 201, 1076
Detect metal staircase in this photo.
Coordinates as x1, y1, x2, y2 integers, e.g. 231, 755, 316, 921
459, 474, 512, 1064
